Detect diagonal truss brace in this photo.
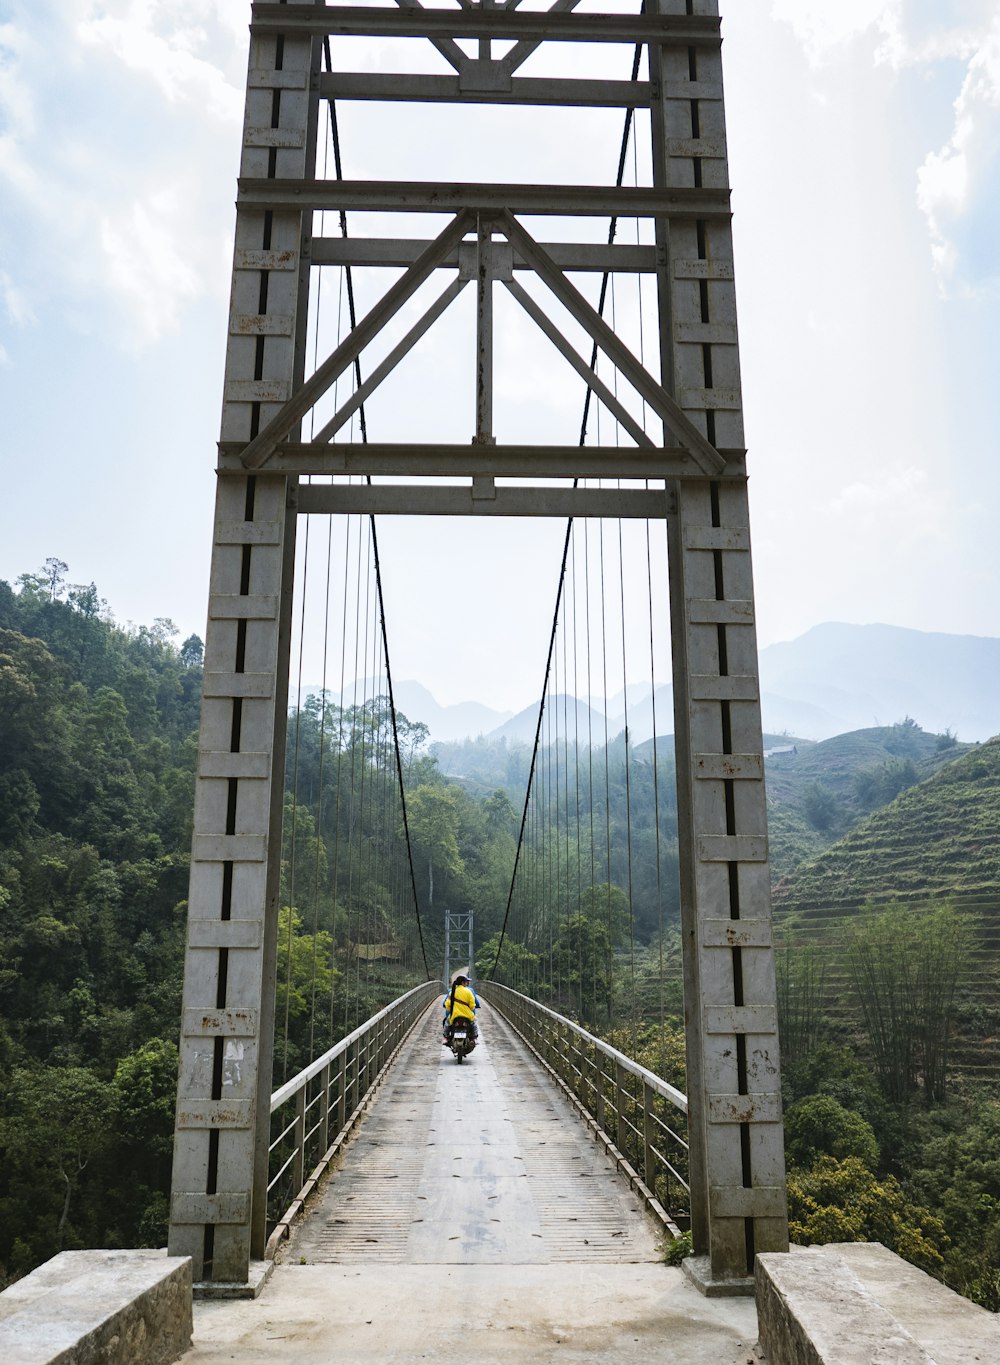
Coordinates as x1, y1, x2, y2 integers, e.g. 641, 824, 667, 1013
312, 277, 470, 443
498, 213, 726, 475
393, 0, 468, 74
499, 0, 583, 77
503, 278, 652, 449
238, 211, 727, 477
241, 210, 472, 470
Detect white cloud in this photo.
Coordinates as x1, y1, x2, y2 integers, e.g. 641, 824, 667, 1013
771, 1, 1000, 297
916, 16, 1000, 295
0, 269, 34, 327
76, 2, 243, 123
0, 1, 243, 348
769, 0, 896, 63
99, 189, 204, 342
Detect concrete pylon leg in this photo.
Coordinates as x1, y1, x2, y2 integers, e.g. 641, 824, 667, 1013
168, 23, 319, 1286
653, 0, 788, 1288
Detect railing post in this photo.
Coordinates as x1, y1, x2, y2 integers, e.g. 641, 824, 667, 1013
347, 1040, 358, 1118
318, 1062, 331, 1156
293, 1088, 306, 1195
595, 1050, 606, 1136
357, 1036, 367, 1104
643, 1080, 656, 1194
571, 1029, 582, 1101
336, 1049, 347, 1136
615, 1059, 628, 1158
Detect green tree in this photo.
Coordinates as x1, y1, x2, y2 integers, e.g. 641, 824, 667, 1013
274, 905, 338, 1078
551, 913, 614, 1024
784, 1095, 879, 1170
776, 940, 827, 1068
406, 784, 464, 910
179, 634, 204, 667
803, 780, 837, 831
788, 1155, 947, 1276
110, 1038, 180, 1246
482, 788, 518, 837
476, 932, 539, 987
848, 903, 972, 1104
906, 1101, 1000, 1309
1, 1065, 115, 1249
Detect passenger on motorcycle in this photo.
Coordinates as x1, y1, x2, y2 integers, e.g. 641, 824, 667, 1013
441, 974, 480, 1046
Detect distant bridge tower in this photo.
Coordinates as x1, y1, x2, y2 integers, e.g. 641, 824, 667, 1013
169, 0, 787, 1292
444, 909, 475, 986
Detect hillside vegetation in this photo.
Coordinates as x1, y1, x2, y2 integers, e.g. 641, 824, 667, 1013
773, 735, 1000, 907
0, 563, 521, 1283
3, 564, 1000, 1309
0, 564, 202, 1278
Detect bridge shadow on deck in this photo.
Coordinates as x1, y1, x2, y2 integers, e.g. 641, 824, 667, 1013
185, 1003, 761, 1362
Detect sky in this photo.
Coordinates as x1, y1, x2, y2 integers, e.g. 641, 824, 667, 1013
1, 0, 998, 713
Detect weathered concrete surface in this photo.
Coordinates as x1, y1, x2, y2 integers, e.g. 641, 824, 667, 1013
836, 1242, 1000, 1363
683, 1253, 754, 1299
756, 1242, 1000, 1364
0, 1248, 192, 1364
182, 1006, 762, 1361
193, 1260, 272, 1301
185, 1262, 762, 1363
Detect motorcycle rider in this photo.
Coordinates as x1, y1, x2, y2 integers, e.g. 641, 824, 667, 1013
441, 974, 480, 1046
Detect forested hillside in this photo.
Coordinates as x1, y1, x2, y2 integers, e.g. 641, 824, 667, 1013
0, 563, 527, 1283
0, 562, 202, 1281
4, 563, 1000, 1310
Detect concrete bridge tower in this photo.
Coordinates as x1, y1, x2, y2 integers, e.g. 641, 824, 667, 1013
168, 0, 787, 1293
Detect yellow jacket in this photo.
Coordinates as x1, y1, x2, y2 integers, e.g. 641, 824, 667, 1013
443, 983, 478, 1023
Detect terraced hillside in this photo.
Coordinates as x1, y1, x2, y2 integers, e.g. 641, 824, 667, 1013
771, 738, 1000, 1081
772, 736, 1000, 905
763, 721, 970, 881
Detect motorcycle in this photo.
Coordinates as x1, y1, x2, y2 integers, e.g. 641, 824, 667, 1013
449, 1021, 477, 1063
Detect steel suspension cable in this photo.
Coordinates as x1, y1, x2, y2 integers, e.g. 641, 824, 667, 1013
307, 519, 335, 1061
320, 43, 430, 978
282, 516, 311, 1080
487, 36, 646, 981
647, 518, 667, 1056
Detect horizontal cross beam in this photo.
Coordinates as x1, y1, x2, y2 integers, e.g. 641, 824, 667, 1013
311, 238, 657, 273
218, 442, 748, 480
294, 482, 676, 519
238, 178, 731, 219
251, 4, 721, 45
320, 73, 654, 109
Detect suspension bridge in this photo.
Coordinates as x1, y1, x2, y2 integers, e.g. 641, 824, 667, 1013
5, 0, 802, 1358
165, 0, 787, 1314
4, 3, 996, 1360
182, 1001, 761, 1362
159, 0, 785, 1321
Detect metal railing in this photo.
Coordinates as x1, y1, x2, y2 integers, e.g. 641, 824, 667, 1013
480, 982, 690, 1232
266, 979, 439, 1255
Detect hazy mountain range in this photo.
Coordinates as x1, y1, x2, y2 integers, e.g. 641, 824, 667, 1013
323, 623, 1000, 745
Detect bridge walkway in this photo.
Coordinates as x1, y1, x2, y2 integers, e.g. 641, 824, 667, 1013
185, 1003, 761, 1362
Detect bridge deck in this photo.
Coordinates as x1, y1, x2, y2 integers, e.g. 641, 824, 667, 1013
186, 1004, 760, 1362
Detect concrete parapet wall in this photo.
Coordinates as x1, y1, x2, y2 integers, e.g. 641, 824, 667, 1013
0, 1249, 192, 1364
756, 1242, 1000, 1364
